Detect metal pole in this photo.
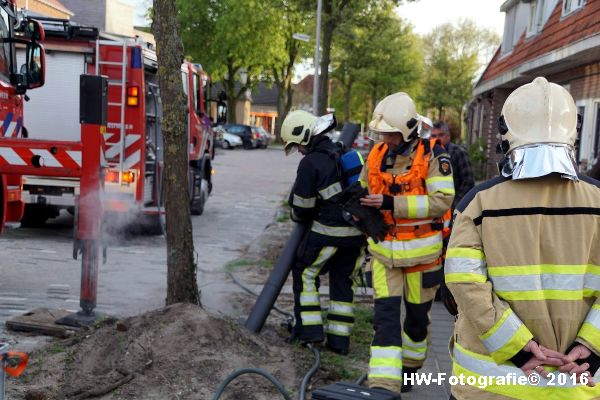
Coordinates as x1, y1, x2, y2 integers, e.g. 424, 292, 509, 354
312, 0, 322, 114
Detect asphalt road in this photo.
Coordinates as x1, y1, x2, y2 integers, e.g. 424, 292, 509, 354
0, 147, 300, 336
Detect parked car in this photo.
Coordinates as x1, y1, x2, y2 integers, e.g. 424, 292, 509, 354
223, 124, 257, 149
220, 132, 243, 149
252, 126, 272, 149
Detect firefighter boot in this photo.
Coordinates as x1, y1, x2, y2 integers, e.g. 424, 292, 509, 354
401, 367, 418, 393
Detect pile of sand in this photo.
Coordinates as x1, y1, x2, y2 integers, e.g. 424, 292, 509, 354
10, 303, 299, 400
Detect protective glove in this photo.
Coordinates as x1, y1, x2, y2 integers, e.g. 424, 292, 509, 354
440, 280, 458, 316
337, 182, 388, 243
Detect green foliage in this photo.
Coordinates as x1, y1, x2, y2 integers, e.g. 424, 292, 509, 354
330, 4, 422, 125
468, 137, 488, 181
419, 18, 500, 121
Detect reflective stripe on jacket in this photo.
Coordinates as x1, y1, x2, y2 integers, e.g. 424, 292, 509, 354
446, 175, 600, 399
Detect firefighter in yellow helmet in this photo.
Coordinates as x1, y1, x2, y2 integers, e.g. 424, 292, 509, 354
281, 110, 367, 355
358, 92, 455, 394
446, 77, 600, 399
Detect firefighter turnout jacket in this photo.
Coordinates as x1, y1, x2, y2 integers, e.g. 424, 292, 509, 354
446, 174, 600, 399
360, 139, 454, 270
360, 138, 454, 392
288, 135, 364, 247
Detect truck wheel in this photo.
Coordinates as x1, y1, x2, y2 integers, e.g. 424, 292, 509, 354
20, 204, 50, 228
190, 168, 209, 216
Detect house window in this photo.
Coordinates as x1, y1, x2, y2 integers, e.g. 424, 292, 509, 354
594, 104, 600, 159
563, 0, 585, 16
577, 105, 585, 162
501, 7, 517, 54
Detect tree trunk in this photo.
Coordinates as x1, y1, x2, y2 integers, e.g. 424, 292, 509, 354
318, 18, 334, 116
224, 74, 237, 124
275, 85, 286, 143
152, 0, 200, 306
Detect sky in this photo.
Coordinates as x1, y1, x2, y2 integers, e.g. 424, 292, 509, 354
396, 0, 507, 36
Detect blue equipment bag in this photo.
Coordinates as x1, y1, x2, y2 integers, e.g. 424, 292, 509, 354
340, 149, 364, 185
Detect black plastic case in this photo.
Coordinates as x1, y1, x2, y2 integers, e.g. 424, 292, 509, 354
312, 383, 401, 400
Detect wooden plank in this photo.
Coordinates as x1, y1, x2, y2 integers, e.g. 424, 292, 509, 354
5, 308, 75, 338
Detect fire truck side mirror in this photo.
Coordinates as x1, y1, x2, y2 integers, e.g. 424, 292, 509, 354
16, 19, 45, 42
20, 43, 45, 90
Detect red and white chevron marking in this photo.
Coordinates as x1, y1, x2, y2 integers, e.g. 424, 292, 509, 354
0, 147, 82, 169
103, 133, 141, 170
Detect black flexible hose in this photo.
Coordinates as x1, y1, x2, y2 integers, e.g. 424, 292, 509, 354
211, 368, 293, 400
299, 343, 321, 400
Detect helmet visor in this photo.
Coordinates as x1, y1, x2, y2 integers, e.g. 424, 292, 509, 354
284, 142, 299, 156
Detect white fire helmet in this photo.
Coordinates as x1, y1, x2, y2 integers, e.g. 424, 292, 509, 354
502, 76, 577, 151
500, 77, 579, 181
368, 92, 420, 142
281, 110, 336, 155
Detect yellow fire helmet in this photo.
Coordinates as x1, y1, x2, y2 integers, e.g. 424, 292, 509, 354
368, 92, 420, 142
502, 77, 577, 151
500, 77, 579, 181
281, 110, 336, 155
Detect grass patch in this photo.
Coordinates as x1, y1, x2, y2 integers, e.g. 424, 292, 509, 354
47, 345, 66, 354
277, 213, 290, 223
225, 258, 273, 272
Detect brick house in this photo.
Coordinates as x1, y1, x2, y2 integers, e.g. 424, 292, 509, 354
17, 0, 73, 19
467, 0, 600, 178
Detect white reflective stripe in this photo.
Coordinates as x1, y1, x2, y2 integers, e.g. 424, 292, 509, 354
415, 196, 428, 218
368, 366, 402, 379
453, 344, 580, 388
481, 311, 524, 353
66, 151, 82, 167
489, 273, 600, 292
329, 302, 353, 316
0, 148, 26, 165
376, 232, 442, 252
396, 219, 434, 227
371, 347, 402, 359
327, 323, 351, 336
123, 150, 141, 170
318, 182, 343, 200
444, 219, 451, 228
311, 221, 362, 237
426, 178, 454, 193
300, 292, 320, 305
583, 307, 600, 330
105, 134, 141, 158
29, 149, 61, 167
402, 331, 426, 348
5, 121, 17, 136
445, 258, 487, 276
402, 349, 426, 360
301, 312, 323, 324
293, 194, 316, 208
302, 247, 336, 291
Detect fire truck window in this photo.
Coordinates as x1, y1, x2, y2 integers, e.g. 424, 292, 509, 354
203, 77, 210, 116
192, 73, 201, 115
182, 71, 188, 95
0, 8, 11, 83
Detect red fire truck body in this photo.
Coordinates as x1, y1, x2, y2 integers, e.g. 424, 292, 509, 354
19, 19, 215, 228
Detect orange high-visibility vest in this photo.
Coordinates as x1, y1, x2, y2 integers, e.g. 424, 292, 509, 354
367, 139, 450, 272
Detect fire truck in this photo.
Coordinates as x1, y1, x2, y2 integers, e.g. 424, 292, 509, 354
18, 18, 216, 230
0, 0, 107, 321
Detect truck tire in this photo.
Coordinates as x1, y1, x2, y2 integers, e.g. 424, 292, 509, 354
190, 165, 209, 216
20, 204, 52, 227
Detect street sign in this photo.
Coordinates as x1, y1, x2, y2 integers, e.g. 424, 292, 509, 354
293, 33, 310, 42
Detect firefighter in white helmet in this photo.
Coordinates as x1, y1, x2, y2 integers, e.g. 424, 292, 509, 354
281, 110, 367, 355
357, 92, 455, 393
446, 77, 600, 399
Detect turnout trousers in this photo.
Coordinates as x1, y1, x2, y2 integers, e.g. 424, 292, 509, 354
292, 242, 366, 352
367, 258, 442, 393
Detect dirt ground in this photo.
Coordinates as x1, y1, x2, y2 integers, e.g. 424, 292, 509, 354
6, 202, 372, 400
9, 304, 305, 400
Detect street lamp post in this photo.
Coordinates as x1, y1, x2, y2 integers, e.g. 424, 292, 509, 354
313, 0, 322, 115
